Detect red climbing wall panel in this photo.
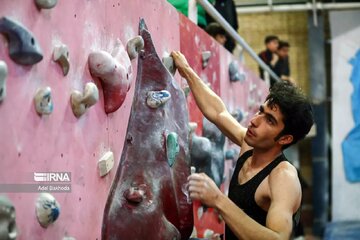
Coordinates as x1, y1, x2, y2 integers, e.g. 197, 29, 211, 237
0, 0, 268, 239
179, 14, 221, 137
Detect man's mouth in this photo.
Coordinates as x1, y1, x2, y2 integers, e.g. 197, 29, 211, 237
247, 128, 256, 137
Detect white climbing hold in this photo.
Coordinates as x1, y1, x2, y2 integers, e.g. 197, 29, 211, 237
188, 122, 198, 133
36, 193, 60, 228
98, 151, 114, 177
70, 82, 99, 118
126, 36, 144, 60
146, 90, 171, 108
53, 43, 70, 76
202, 51, 211, 68
34, 87, 53, 115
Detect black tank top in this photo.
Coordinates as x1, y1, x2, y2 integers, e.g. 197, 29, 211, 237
225, 150, 293, 240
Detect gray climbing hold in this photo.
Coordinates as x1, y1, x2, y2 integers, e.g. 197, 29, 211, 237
53, 43, 70, 76
34, 87, 53, 115
0, 61, 8, 102
166, 132, 180, 167
0, 17, 43, 65
229, 61, 246, 82
190, 134, 212, 164
35, 0, 58, 9
0, 196, 17, 240
146, 90, 171, 108
162, 56, 176, 75
70, 82, 99, 118
35, 193, 60, 228
202, 51, 211, 69
231, 108, 245, 123
225, 149, 236, 160
126, 36, 144, 60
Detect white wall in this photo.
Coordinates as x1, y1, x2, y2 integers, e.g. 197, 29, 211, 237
330, 10, 360, 221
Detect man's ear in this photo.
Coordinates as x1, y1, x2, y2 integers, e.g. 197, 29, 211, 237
278, 134, 293, 146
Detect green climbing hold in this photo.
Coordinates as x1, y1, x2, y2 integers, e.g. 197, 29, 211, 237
166, 132, 180, 167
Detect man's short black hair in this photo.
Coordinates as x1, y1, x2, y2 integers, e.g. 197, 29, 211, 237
266, 80, 314, 149
278, 40, 290, 49
206, 23, 226, 38
264, 35, 279, 44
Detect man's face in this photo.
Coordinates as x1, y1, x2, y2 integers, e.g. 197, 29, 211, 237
277, 47, 289, 59
266, 40, 279, 53
244, 101, 289, 149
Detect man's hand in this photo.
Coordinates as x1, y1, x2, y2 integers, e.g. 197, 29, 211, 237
270, 53, 279, 66
171, 51, 191, 78
188, 173, 224, 208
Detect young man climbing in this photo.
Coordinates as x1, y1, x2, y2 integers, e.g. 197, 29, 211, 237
171, 51, 313, 240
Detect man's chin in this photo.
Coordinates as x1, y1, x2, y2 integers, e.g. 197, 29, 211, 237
244, 136, 255, 147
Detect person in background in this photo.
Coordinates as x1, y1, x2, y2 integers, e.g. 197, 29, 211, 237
167, 0, 214, 29
205, 22, 227, 46
258, 35, 279, 87
274, 41, 295, 84
206, 0, 238, 52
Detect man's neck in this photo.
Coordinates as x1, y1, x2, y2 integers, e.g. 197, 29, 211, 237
250, 147, 282, 168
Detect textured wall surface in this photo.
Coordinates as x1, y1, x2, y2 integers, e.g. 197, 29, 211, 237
0, 0, 267, 239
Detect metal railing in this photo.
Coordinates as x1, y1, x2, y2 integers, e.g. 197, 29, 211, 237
196, 0, 281, 83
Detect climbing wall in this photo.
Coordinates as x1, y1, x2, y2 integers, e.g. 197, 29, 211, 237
0, 1, 181, 239
0, 0, 267, 239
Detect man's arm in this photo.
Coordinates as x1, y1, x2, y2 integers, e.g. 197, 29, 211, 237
171, 51, 246, 146
188, 163, 301, 240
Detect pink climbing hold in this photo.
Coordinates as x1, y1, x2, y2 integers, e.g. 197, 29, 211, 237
88, 39, 132, 114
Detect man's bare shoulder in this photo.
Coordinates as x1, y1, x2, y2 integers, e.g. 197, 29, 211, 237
268, 161, 301, 208
269, 161, 299, 186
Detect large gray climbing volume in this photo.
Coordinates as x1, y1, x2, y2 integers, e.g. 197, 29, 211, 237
190, 117, 225, 187
0, 17, 43, 65
102, 19, 193, 240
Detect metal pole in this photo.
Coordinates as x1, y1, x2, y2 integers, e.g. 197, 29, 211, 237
196, 0, 281, 83
236, 2, 360, 14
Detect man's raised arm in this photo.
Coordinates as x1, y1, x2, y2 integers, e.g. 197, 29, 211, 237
171, 51, 246, 146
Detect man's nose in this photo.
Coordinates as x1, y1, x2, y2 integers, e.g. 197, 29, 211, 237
250, 114, 261, 127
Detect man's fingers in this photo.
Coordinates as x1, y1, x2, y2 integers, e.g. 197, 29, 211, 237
188, 179, 203, 188
189, 191, 200, 200
188, 173, 207, 181
188, 185, 203, 193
